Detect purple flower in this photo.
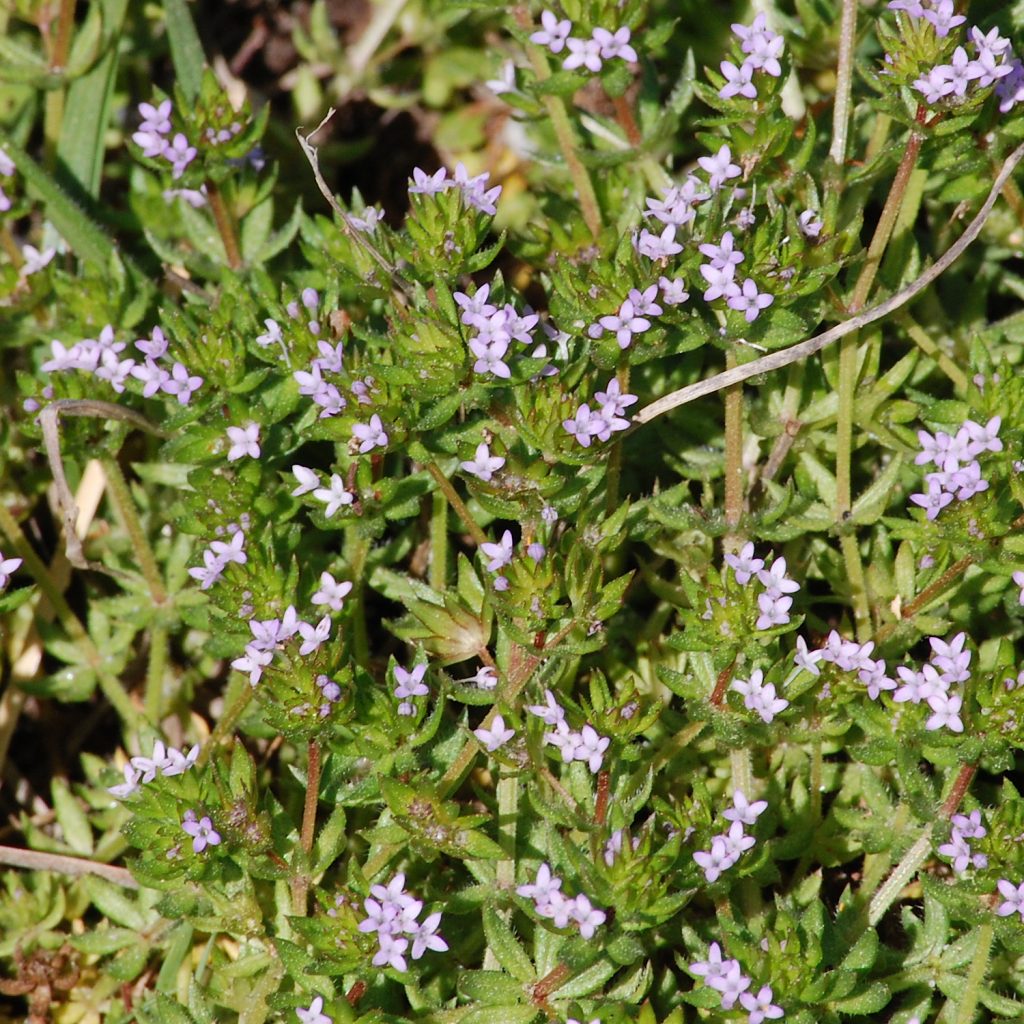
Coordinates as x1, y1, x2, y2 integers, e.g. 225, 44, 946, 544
530, 10, 572, 53
573, 724, 610, 772
517, 862, 562, 902
699, 231, 745, 270
700, 263, 737, 302
312, 572, 353, 612
996, 879, 1024, 920
296, 995, 332, 1024
409, 912, 448, 959
569, 893, 607, 938
659, 275, 690, 304
313, 474, 354, 517
635, 224, 683, 260
138, 99, 173, 135
166, 133, 197, 178
469, 336, 511, 378
909, 479, 954, 519
740, 984, 785, 1024
563, 36, 603, 73
699, 146, 742, 191
725, 541, 764, 584
936, 46, 985, 97
298, 616, 331, 656
563, 403, 597, 447
599, 298, 651, 349
353, 414, 388, 453
719, 60, 757, 100
460, 442, 505, 481
409, 167, 449, 194
922, 0, 965, 37
727, 278, 774, 322
925, 691, 964, 732
723, 789, 768, 825
593, 26, 637, 63
474, 713, 515, 751
526, 689, 564, 725
799, 210, 823, 238
481, 529, 514, 572
694, 836, 735, 882
594, 377, 638, 416
394, 663, 429, 702
162, 362, 203, 404
226, 422, 261, 461
182, 811, 221, 853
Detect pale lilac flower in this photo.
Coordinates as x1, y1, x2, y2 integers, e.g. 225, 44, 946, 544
138, 99, 172, 134
700, 231, 745, 271
95, 351, 135, 393
410, 912, 448, 959
914, 68, 953, 105
699, 145, 742, 190
599, 299, 651, 349
690, 942, 730, 982
593, 26, 637, 63
481, 529, 514, 572
636, 224, 684, 259
107, 763, 142, 799
700, 263, 737, 302
531, 10, 571, 53
725, 541, 764, 584
740, 984, 785, 1024
570, 894, 607, 938
182, 811, 221, 853
373, 933, 409, 971
563, 36, 603, 73
409, 167, 449, 194
930, 632, 971, 684
353, 414, 388, 453
953, 810, 986, 840
888, 0, 925, 14
226, 422, 260, 461
231, 643, 273, 685
799, 210, 823, 238
526, 689, 564, 725
996, 59, 1024, 112
298, 616, 331, 656
659, 276, 690, 304
517, 862, 562, 903
313, 340, 344, 374
469, 336, 511, 378
135, 326, 168, 360
794, 636, 823, 676
756, 592, 793, 630
163, 186, 207, 207
187, 549, 226, 590
938, 831, 972, 873
935, 46, 984, 97
255, 319, 282, 348
727, 278, 774, 322
694, 836, 736, 882
744, 32, 784, 77
926, 691, 964, 732
910, 479, 954, 519
1013, 570, 1024, 605
20, 244, 56, 276
922, 0, 965, 37
461, 442, 505, 481
963, 416, 1002, 457
166, 133, 197, 178
133, 129, 169, 158
312, 572, 353, 612
163, 744, 200, 776
573, 724, 610, 772
724, 790, 768, 826
291, 465, 320, 496
454, 285, 496, 326
604, 829, 624, 866
210, 530, 246, 566
996, 879, 1024, 920
711, 963, 752, 1010
594, 378, 638, 416
162, 362, 203, 404
349, 206, 384, 232
313, 474, 354, 516
859, 660, 896, 700
394, 664, 429, 703
474, 713, 515, 751
719, 60, 757, 100
721, 820, 756, 860
563, 403, 597, 446
296, 995, 332, 1024
544, 721, 579, 762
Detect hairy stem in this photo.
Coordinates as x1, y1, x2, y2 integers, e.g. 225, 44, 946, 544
484, 768, 519, 971
345, 527, 371, 666
291, 738, 322, 914
103, 459, 166, 605
430, 490, 449, 590
144, 625, 169, 725
426, 462, 488, 546
828, 0, 858, 167
206, 180, 243, 270
899, 312, 970, 391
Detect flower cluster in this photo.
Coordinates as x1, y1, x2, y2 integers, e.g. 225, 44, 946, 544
910, 416, 1001, 520
699, 231, 774, 322
357, 873, 448, 972
563, 377, 637, 448
455, 284, 544, 381
131, 99, 197, 179
107, 738, 200, 799
719, 14, 785, 101
690, 942, 784, 1022
409, 162, 502, 215
187, 521, 248, 591
0, 549, 22, 592
527, 689, 611, 772
40, 324, 202, 404
913, 25, 1013, 104
938, 810, 988, 875
724, 544, 800, 630
530, 11, 637, 74
801, 629, 970, 733
516, 862, 607, 938
693, 789, 768, 883
229, 606, 333, 688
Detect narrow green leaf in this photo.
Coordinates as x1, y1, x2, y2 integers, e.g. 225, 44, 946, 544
482, 908, 535, 983
163, 0, 205, 101
51, 778, 94, 855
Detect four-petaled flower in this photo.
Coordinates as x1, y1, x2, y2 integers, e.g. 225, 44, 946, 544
226, 422, 261, 461
182, 810, 221, 853
353, 414, 388, 453
296, 995, 332, 1024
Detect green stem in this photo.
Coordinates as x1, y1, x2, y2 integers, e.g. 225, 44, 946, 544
898, 312, 970, 392
426, 462, 487, 546
206, 180, 243, 270
196, 682, 254, 768
291, 737, 321, 914
836, 125, 926, 641
144, 625, 169, 725
430, 490, 449, 591
484, 768, 519, 971
723, 351, 743, 552
345, 527, 371, 666
952, 922, 994, 1024
729, 746, 753, 801
828, 0, 858, 167
103, 459, 167, 605
0, 503, 140, 729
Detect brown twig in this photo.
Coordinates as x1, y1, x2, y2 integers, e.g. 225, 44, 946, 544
0, 845, 139, 889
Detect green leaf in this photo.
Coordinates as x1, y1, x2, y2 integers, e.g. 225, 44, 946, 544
83, 876, 149, 930
163, 0, 206, 100
459, 1007, 538, 1024
51, 778, 94, 855
0, 133, 115, 267
482, 908, 535, 983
